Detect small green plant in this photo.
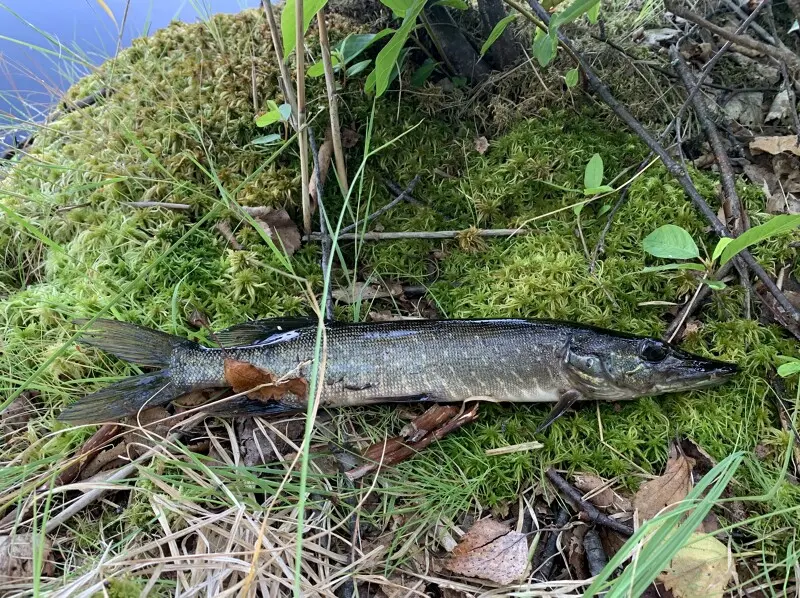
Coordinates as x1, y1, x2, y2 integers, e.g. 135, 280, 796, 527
642, 215, 800, 289
307, 30, 394, 79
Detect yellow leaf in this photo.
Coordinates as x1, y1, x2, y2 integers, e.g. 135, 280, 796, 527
96, 0, 118, 27
659, 533, 733, 598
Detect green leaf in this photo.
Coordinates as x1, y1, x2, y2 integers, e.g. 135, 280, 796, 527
281, 0, 329, 59
307, 55, 340, 77
533, 28, 558, 67
255, 103, 292, 127
551, 0, 601, 28
339, 29, 394, 63
643, 225, 700, 259
719, 214, 800, 265
433, 0, 468, 8
574, 203, 584, 216
703, 279, 727, 290
598, 203, 611, 216
587, 0, 601, 23
366, 47, 410, 95
712, 237, 733, 262
451, 75, 468, 88
278, 103, 292, 121
777, 360, 800, 377
480, 14, 518, 57
565, 67, 579, 88
411, 58, 439, 86
251, 133, 283, 145
641, 263, 707, 273
584, 153, 603, 190
346, 59, 372, 77
380, 0, 413, 18
371, 0, 426, 97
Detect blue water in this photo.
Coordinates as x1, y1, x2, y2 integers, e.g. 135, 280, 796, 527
0, 0, 259, 148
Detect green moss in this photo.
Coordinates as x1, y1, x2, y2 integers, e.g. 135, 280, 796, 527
1, 6, 799, 586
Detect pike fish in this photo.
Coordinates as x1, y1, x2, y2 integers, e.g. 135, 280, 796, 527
59, 317, 738, 428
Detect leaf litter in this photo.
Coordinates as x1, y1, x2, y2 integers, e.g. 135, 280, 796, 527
444, 517, 529, 585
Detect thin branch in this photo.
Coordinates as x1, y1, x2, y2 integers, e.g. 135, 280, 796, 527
308, 128, 334, 321
261, 0, 298, 116
584, 528, 609, 577
671, 47, 746, 233
546, 468, 634, 536
341, 176, 420, 234
532, 508, 570, 580
124, 201, 191, 210
296, 0, 312, 235
665, 0, 800, 72
216, 220, 243, 250
523, 0, 800, 322
664, 262, 735, 343
316, 11, 348, 196
306, 227, 532, 241
720, 0, 775, 45
780, 61, 800, 146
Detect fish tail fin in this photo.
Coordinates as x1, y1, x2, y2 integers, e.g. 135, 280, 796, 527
59, 319, 200, 423
72, 318, 198, 368
59, 370, 185, 423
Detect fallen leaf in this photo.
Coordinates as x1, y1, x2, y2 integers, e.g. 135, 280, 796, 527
641, 27, 680, 47
723, 92, 764, 127
771, 154, 800, 193
634, 443, 694, 524
750, 135, 800, 157
474, 136, 489, 155
340, 128, 360, 148
332, 281, 403, 304
445, 517, 529, 585
252, 208, 302, 256
573, 474, 633, 514
224, 359, 308, 401
766, 89, 792, 122
679, 438, 717, 478
0, 393, 34, 436
309, 129, 333, 205
368, 309, 401, 322
0, 533, 53, 581
658, 533, 733, 598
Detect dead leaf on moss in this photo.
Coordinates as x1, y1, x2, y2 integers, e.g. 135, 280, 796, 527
0, 533, 53, 581
251, 208, 302, 256
474, 136, 489, 155
444, 517, 529, 585
224, 359, 308, 400
634, 443, 694, 524
573, 474, 633, 513
750, 135, 800, 156
658, 532, 733, 598
0, 393, 34, 436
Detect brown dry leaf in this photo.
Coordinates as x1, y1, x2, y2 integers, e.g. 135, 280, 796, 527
332, 281, 403, 304
223, 359, 307, 401
0, 533, 53, 581
573, 474, 633, 514
634, 443, 694, 524
474, 136, 489, 155
253, 208, 302, 256
750, 135, 800, 157
0, 393, 34, 436
658, 532, 733, 598
309, 130, 333, 205
369, 310, 401, 322
444, 517, 529, 585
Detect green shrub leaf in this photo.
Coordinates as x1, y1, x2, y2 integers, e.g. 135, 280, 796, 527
307, 55, 340, 77
565, 67, 579, 88
703, 279, 726, 290
411, 59, 439, 86
433, 0, 469, 8
480, 14, 518, 57
281, 0, 329, 59
643, 225, 700, 259
380, 0, 414, 18
371, 1, 425, 97
711, 237, 733, 262
339, 29, 394, 63
777, 360, 800, 377
346, 59, 372, 77
584, 153, 603, 190
551, 0, 601, 28
533, 28, 557, 66
718, 214, 800, 265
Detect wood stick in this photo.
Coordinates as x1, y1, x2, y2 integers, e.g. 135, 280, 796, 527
665, 0, 800, 72
524, 0, 800, 322
671, 48, 747, 233
308, 128, 334, 321
341, 176, 420, 234
316, 11, 348, 196
720, 0, 775, 45
124, 201, 191, 210
261, 1, 298, 117
308, 227, 531, 241
533, 508, 569, 580
546, 468, 634, 536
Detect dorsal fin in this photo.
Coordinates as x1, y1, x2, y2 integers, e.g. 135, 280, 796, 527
214, 317, 315, 347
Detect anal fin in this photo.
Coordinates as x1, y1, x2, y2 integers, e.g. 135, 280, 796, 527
535, 389, 584, 433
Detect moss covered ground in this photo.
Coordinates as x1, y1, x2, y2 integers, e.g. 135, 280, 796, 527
1, 7, 799, 593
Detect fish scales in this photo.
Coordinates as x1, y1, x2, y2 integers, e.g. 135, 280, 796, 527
173, 319, 568, 406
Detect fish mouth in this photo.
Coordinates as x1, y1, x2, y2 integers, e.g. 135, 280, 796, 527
660, 355, 739, 392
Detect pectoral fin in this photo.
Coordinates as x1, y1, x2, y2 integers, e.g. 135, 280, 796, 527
535, 389, 585, 433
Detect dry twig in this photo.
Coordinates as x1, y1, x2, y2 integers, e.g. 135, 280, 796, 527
308, 227, 531, 241
546, 468, 634, 536
316, 11, 348, 195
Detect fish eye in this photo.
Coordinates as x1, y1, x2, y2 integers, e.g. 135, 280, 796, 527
640, 340, 668, 362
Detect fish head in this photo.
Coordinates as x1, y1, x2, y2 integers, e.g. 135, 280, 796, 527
562, 330, 738, 400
